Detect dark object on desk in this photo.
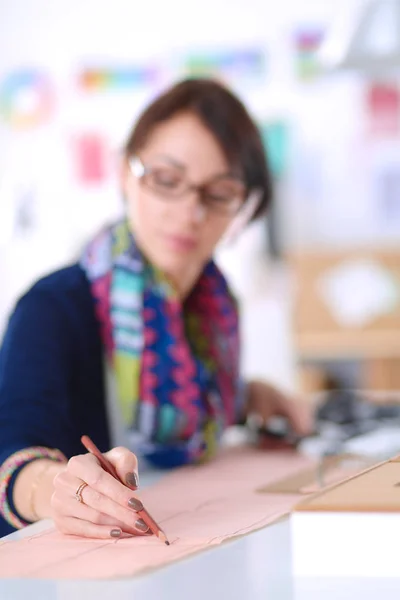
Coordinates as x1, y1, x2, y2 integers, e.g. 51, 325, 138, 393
316, 390, 375, 425
250, 390, 400, 454
315, 390, 400, 436
306, 389, 400, 461
253, 416, 302, 450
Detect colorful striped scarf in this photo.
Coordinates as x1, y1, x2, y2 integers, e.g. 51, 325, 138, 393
81, 221, 243, 467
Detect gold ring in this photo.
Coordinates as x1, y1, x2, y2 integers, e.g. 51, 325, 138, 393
75, 482, 88, 503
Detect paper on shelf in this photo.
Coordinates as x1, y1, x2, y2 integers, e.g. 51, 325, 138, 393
317, 258, 400, 327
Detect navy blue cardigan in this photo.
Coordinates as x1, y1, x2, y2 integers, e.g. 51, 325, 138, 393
0, 265, 110, 537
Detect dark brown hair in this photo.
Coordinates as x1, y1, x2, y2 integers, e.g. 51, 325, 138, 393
124, 78, 273, 219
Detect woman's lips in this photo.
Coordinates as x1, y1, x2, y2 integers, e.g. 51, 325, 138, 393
163, 234, 198, 252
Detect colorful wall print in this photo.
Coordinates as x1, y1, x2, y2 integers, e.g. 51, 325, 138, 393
365, 83, 400, 138
72, 133, 110, 185
0, 69, 54, 129
182, 48, 266, 87
293, 28, 324, 81
259, 121, 290, 178
77, 65, 162, 93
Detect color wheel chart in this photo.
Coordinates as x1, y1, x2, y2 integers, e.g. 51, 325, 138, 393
77, 65, 162, 92
0, 69, 54, 129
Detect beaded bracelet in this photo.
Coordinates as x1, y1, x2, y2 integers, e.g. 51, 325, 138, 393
0, 447, 67, 529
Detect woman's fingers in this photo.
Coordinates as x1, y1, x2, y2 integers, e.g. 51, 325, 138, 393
55, 492, 149, 536
53, 515, 124, 540
75, 482, 149, 534
279, 397, 314, 436
104, 446, 140, 489
248, 380, 313, 437
67, 453, 141, 512
52, 464, 149, 539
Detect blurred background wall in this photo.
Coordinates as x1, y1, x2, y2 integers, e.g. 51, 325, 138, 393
1, 0, 400, 394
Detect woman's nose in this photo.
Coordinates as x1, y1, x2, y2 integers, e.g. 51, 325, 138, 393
182, 190, 207, 224
191, 203, 207, 223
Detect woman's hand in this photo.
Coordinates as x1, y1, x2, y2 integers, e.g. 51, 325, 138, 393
51, 446, 149, 539
246, 380, 313, 439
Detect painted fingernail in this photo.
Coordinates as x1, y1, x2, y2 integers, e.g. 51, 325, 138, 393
125, 472, 139, 488
110, 528, 122, 538
135, 519, 149, 532
128, 497, 144, 511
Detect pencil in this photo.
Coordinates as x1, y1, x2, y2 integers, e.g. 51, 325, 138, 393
81, 435, 170, 545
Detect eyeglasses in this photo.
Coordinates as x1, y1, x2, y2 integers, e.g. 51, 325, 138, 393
129, 156, 255, 217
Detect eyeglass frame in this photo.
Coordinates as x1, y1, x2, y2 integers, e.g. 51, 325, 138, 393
128, 155, 262, 220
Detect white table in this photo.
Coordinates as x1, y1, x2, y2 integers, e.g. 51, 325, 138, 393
1, 516, 400, 600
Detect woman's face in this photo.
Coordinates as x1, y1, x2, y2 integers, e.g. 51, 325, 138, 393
122, 112, 246, 290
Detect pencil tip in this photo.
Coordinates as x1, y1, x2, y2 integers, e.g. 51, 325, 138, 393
158, 531, 170, 545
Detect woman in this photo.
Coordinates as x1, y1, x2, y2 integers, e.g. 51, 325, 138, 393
0, 78, 310, 539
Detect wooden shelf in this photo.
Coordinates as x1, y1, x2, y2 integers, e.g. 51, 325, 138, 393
296, 331, 400, 361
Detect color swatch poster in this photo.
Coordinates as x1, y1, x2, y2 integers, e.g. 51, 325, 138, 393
293, 28, 324, 81
181, 48, 267, 88
365, 83, 400, 138
77, 65, 163, 93
72, 133, 110, 185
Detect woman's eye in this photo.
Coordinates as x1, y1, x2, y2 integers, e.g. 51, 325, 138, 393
152, 170, 182, 188
207, 192, 230, 203
206, 182, 246, 204
206, 187, 237, 203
